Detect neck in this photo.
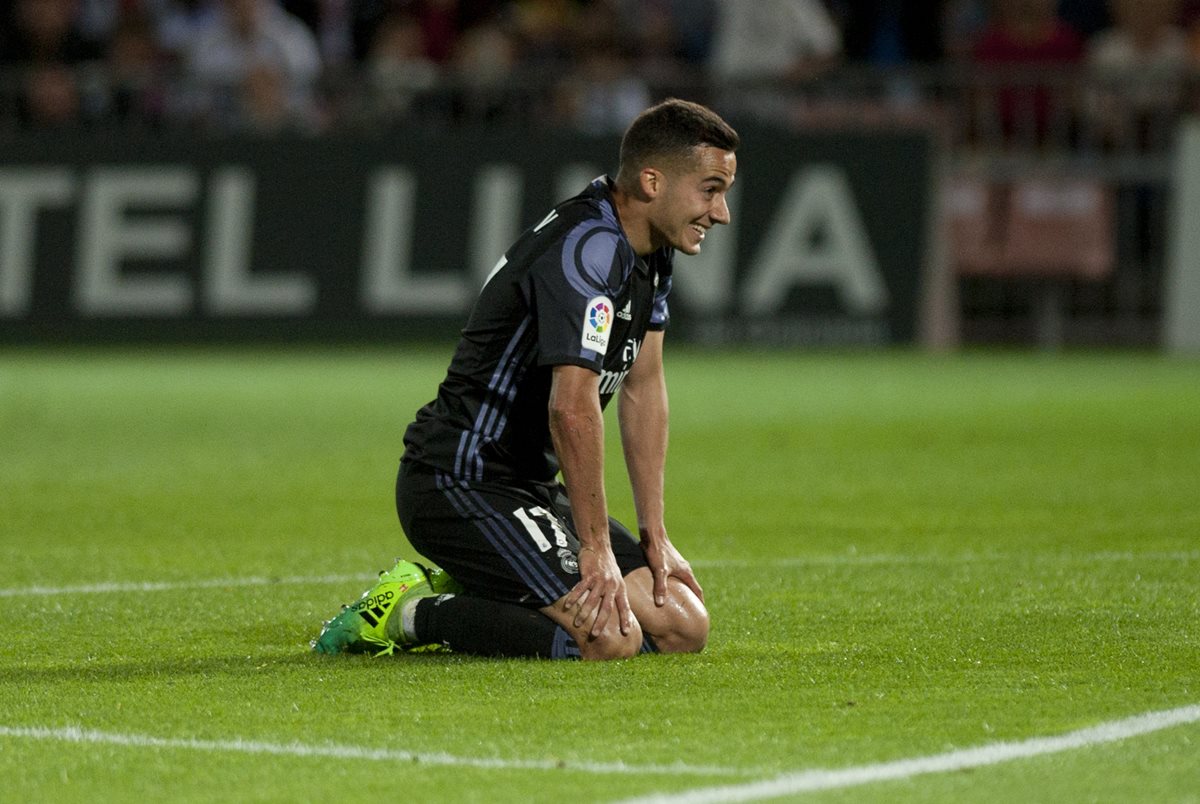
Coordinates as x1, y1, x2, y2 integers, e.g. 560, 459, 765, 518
610, 181, 656, 256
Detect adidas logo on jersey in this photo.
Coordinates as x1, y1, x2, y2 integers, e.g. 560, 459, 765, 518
616, 300, 632, 321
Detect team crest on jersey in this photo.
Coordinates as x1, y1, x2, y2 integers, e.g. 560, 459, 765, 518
582, 296, 613, 354
558, 548, 579, 575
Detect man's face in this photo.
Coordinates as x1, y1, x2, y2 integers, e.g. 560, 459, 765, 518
648, 146, 736, 256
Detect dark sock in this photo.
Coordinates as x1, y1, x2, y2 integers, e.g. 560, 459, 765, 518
413, 595, 580, 659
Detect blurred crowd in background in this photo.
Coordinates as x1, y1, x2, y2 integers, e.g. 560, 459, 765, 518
4, 0, 1200, 146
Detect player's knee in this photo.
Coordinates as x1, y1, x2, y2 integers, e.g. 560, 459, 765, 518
650, 598, 710, 654
577, 621, 644, 661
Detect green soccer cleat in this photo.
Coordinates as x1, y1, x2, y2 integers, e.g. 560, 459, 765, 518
311, 558, 455, 656
426, 565, 463, 596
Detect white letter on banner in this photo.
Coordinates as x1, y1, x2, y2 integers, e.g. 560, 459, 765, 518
204, 167, 316, 315
1165, 118, 1200, 352
469, 165, 521, 288
0, 169, 75, 317
76, 167, 195, 316
361, 167, 466, 313
556, 164, 599, 204
742, 167, 888, 315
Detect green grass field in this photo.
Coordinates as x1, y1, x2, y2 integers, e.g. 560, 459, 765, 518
1, 347, 1198, 802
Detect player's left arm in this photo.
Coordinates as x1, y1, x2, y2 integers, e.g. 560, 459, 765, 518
617, 330, 704, 607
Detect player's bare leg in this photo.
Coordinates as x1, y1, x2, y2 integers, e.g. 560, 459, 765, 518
623, 567, 709, 653
540, 596, 645, 661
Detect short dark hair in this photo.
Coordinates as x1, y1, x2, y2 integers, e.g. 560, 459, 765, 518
617, 99, 739, 187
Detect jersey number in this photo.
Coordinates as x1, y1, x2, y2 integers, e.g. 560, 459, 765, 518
513, 506, 570, 552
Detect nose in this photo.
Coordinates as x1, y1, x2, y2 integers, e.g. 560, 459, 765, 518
710, 192, 731, 226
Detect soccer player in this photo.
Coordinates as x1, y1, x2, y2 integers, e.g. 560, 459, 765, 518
313, 99, 739, 660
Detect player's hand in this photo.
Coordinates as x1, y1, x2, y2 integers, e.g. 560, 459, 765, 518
564, 544, 633, 638
641, 531, 704, 607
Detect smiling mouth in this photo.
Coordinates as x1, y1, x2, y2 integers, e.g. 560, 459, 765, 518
690, 224, 707, 240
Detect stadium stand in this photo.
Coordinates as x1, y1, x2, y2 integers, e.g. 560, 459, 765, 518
1, 0, 1196, 346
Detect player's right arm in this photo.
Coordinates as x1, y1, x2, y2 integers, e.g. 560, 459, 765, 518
548, 364, 633, 638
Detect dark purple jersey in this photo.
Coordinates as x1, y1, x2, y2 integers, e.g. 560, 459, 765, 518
402, 176, 673, 484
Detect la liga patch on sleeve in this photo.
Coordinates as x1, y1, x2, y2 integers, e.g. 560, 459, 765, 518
581, 296, 613, 354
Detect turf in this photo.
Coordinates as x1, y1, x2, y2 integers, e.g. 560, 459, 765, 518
1, 347, 1197, 802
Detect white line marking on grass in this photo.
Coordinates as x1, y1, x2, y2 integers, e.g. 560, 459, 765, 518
0, 574, 366, 598
618, 703, 1200, 803
691, 550, 1200, 569
1072, 550, 1200, 563
0, 725, 752, 778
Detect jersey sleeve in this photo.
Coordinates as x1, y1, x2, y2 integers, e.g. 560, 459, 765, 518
531, 221, 624, 371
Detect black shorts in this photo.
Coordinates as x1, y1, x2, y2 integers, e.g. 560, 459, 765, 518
396, 460, 648, 607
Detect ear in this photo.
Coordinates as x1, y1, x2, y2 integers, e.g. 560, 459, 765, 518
639, 168, 662, 199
